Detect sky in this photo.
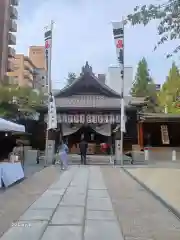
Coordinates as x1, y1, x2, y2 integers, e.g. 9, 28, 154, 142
16, 0, 179, 89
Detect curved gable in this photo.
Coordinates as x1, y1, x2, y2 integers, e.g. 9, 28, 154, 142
55, 62, 120, 98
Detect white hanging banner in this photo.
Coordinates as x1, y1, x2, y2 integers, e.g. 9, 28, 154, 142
44, 113, 121, 124
44, 28, 52, 88
47, 95, 57, 130
161, 125, 169, 144
112, 21, 124, 74
112, 21, 125, 133
120, 98, 126, 132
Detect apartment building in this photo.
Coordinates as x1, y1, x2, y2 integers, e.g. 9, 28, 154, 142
29, 46, 47, 91
29, 46, 46, 69
0, 0, 18, 82
33, 68, 47, 91
8, 54, 35, 87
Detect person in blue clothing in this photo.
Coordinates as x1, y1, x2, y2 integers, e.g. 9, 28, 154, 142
58, 141, 69, 170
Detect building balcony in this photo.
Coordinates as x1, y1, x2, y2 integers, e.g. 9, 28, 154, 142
11, 0, 19, 6
7, 60, 14, 72
24, 64, 34, 74
9, 19, 17, 32
24, 71, 33, 81
8, 33, 16, 45
9, 6, 18, 20
8, 47, 16, 58
7, 76, 18, 85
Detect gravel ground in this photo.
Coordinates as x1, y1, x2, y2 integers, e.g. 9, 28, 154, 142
101, 166, 180, 240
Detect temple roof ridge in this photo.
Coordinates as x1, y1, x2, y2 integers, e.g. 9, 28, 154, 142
54, 62, 121, 98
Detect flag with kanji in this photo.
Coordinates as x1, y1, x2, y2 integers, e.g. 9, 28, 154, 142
116, 39, 123, 49
45, 40, 51, 49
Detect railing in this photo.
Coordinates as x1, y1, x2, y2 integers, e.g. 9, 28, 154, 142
9, 6, 18, 20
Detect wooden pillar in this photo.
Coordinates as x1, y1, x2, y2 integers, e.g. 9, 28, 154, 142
137, 122, 144, 149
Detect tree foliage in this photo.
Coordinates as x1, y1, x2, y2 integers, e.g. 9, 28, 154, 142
158, 61, 180, 113
0, 85, 44, 119
67, 72, 76, 85
126, 0, 180, 57
131, 58, 152, 97
131, 58, 160, 112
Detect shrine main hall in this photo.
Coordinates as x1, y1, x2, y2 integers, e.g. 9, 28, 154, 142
37, 62, 144, 154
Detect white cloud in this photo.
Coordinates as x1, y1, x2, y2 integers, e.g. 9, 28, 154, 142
16, 0, 177, 88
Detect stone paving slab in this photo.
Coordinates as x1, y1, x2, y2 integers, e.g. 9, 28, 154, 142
124, 238, 154, 240
19, 209, 54, 221
88, 189, 109, 198
29, 195, 62, 209
51, 206, 84, 225
0, 221, 48, 240
49, 167, 77, 189
86, 210, 116, 221
41, 188, 66, 197
41, 226, 82, 240
60, 194, 86, 206
66, 186, 86, 195
88, 181, 107, 190
0, 166, 124, 240
84, 220, 123, 240
87, 197, 113, 210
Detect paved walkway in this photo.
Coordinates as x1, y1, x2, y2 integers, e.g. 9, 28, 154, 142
1, 166, 180, 240
0, 166, 123, 240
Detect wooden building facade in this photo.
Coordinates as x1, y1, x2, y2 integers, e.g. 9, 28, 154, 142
137, 112, 180, 149
37, 62, 145, 154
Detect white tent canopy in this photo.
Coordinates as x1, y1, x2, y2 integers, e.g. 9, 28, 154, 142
0, 118, 25, 132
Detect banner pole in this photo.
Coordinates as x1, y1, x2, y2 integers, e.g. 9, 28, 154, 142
44, 21, 55, 166
112, 19, 125, 166
120, 18, 125, 166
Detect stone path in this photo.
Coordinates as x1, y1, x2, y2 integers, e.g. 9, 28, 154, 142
101, 167, 180, 240
0, 166, 123, 240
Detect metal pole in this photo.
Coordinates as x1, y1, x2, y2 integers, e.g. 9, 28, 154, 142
120, 19, 125, 166
44, 20, 54, 167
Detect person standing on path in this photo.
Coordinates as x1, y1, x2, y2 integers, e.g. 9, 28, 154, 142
58, 141, 69, 170
79, 138, 88, 165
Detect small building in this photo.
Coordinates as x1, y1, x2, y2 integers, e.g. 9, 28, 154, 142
37, 62, 145, 154
138, 112, 180, 149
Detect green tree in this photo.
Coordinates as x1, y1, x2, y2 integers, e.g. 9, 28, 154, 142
126, 1, 180, 57
158, 62, 180, 113
131, 58, 151, 97
67, 72, 76, 85
0, 85, 44, 119
131, 58, 159, 112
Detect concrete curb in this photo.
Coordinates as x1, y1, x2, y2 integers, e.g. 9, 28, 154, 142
122, 167, 180, 221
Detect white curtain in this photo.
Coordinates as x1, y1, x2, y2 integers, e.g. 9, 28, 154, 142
62, 123, 83, 136
91, 124, 111, 136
